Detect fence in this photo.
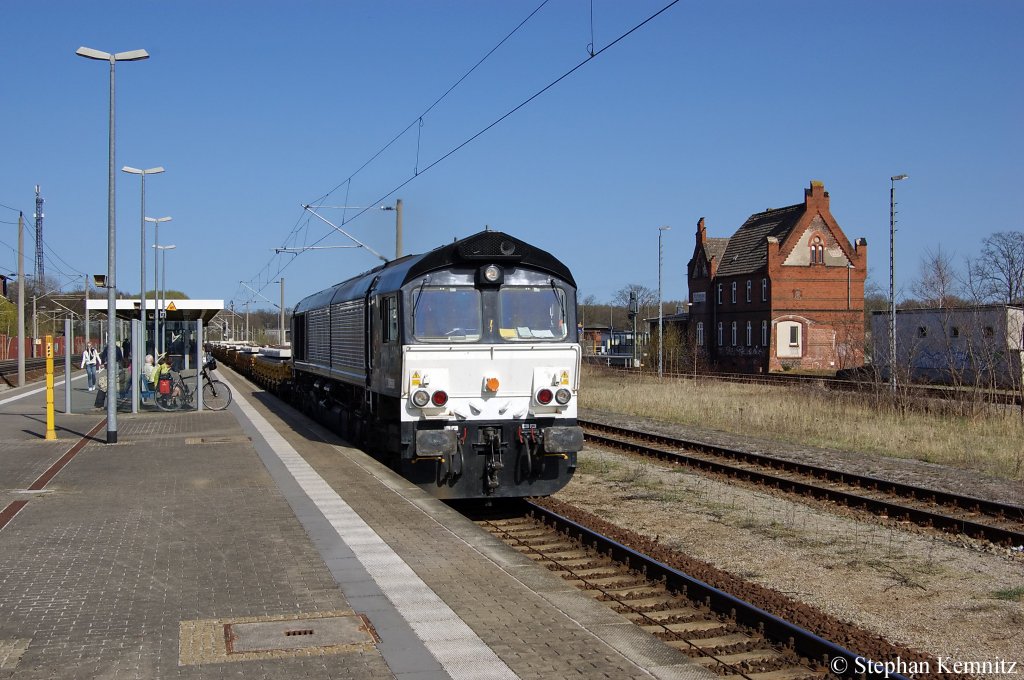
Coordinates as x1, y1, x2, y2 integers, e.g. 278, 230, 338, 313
0, 334, 86, 361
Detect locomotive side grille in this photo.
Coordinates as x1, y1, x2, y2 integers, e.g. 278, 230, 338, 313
331, 300, 365, 372
307, 307, 331, 365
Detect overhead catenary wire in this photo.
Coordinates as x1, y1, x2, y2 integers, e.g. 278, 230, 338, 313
237, 2, 553, 303
292, 0, 683, 253
239, 0, 681, 307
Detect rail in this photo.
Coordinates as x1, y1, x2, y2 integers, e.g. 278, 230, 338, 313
480, 500, 914, 680
580, 419, 1024, 547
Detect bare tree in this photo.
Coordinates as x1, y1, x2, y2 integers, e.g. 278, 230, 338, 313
612, 283, 656, 320
965, 231, 1024, 304
911, 245, 959, 308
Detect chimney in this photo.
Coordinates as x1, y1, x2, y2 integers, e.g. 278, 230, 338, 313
696, 217, 706, 244
805, 180, 829, 210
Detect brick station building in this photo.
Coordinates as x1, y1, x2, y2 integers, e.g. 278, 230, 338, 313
686, 181, 867, 374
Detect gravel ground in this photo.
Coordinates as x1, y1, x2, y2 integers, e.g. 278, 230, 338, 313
558, 410, 1024, 677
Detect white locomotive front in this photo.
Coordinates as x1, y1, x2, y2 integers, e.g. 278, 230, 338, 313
291, 230, 583, 499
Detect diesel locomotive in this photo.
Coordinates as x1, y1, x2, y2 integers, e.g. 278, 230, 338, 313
253, 230, 584, 500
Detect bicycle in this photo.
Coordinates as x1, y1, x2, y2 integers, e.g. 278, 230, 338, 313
154, 359, 232, 411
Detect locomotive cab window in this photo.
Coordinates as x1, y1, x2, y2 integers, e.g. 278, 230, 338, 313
381, 295, 398, 343
412, 287, 481, 342
498, 287, 567, 341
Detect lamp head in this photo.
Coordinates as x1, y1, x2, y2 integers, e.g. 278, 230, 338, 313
891, 174, 909, 182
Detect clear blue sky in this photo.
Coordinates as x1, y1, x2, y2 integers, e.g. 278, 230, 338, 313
1, 1, 1021, 312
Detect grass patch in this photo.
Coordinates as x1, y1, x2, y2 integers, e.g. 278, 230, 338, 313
580, 366, 1024, 480
992, 586, 1024, 602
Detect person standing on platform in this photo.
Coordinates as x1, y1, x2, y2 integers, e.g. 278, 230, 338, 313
81, 343, 103, 392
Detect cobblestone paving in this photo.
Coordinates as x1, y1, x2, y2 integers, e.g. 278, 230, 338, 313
0, 411, 391, 680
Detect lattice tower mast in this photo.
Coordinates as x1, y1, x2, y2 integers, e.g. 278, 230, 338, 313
33, 185, 44, 286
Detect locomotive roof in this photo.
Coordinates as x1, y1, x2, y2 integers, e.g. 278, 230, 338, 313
293, 230, 576, 313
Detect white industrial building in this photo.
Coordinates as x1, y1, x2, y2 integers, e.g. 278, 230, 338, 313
870, 305, 1024, 388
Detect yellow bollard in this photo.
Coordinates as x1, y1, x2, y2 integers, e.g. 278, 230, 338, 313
45, 335, 56, 440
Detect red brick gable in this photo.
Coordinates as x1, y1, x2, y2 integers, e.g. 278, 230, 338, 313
774, 181, 860, 265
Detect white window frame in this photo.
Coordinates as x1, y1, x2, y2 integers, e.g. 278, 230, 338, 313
761, 320, 768, 347
717, 322, 723, 346
761, 278, 767, 302
746, 321, 752, 346
731, 281, 737, 304
696, 321, 704, 347
731, 321, 737, 346
746, 280, 752, 303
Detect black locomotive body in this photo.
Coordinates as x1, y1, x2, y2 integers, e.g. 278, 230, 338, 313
289, 230, 583, 499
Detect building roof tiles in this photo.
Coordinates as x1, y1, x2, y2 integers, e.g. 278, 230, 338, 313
715, 203, 804, 277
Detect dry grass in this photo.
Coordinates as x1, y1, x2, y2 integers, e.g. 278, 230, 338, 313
580, 366, 1024, 481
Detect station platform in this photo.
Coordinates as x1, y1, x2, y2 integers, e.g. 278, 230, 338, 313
0, 369, 712, 680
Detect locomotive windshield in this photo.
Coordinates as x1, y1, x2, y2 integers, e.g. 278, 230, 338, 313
498, 287, 567, 341
411, 283, 571, 344
412, 287, 482, 342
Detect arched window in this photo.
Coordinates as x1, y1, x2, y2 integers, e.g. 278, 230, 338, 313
810, 235, 825, 264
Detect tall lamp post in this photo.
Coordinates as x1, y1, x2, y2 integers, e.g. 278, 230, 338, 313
76, 45, 150, 445
658, 225, 671, 378
154, 245, 176, 354
889, 174, 908, 395
122, 166, 164, 356
146, 216, 172, 353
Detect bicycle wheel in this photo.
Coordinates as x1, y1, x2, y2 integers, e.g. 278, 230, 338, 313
202, 380, 232, 411
154, 392, 178, 411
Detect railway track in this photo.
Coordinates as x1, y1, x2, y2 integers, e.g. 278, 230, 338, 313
580, 420, 1024, 547
475, 500, 916, 680
0, 357, 49, 386
586, 363, 1023, 407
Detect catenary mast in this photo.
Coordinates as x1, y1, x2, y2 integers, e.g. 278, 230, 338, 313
33, 185, 44, 285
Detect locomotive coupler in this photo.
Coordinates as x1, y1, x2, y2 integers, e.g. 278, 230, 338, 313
445, 427, 466, 480
479, 427, 505, 491
517, 425, 543, 477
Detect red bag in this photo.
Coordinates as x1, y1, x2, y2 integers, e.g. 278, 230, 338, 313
158, 378, 171, 395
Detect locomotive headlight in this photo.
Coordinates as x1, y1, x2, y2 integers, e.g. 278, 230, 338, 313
478, 264, 504, 286
555, 388, 572, 405
411, 389, 431, 408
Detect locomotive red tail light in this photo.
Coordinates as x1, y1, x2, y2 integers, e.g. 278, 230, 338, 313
535, 388, 553, 405
431, 390, 449, 407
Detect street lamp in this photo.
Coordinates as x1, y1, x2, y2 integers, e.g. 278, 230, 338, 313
889, 174, 908, 395
153, 244, 176, 354
145, 216, 172, 354
658, 225, 671, 378
123, 166, 164, 357
76, 45, 150, 445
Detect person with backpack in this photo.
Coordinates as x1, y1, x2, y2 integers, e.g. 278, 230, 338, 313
80, 343, 103, 392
